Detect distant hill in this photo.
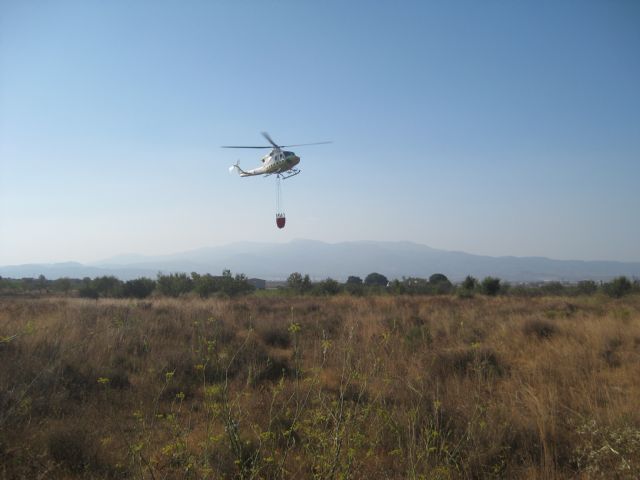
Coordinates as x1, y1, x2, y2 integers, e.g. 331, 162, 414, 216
2, 240, 639, 282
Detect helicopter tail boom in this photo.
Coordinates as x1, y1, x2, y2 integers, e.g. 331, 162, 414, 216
229, 161, 252, 176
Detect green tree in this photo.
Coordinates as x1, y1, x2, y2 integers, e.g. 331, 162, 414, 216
53, 277, 72, 294
461, 275, 478, 291
364, 272, 388, 287
287, 272, 312, 294
192, 273, 218, 298
403, 277, 432, 294
315, 278, 342, 295
36, 274, 48, 293
603, 276, 632, 298
93, 276, 124, 297
156, 273, 193, 297
345, 276, 364, 295
216, 270, 255, 297
576, 280, 598, 295
78, 283, 99, 299
540, 281, 565, 295
428, 273, 449, 284
429, 273, 453, 294
122, 278, 156, 298
389, 279, 406, 295
481, 276, 501, 296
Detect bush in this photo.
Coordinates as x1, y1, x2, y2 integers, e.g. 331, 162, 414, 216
403, 277, 431, 294
540, 281, 565, 295
523, 319, 557, 339
461, 275, 478, 291
156, 273, 193, 297
258, 325, 291, 348
603, 276, 632, 298
47, 427, 97, 472
345, 282, 364, 296
481, 277, 501, 296
389, 279, 406, 294
192, 273, 218, 298
576, 280, 598, 295
431, 279, 453, 295
217, 270, 255, 297
432, 347, 505, 379
53, 277, 72, 294
314, 278, 342, 295
122, 278, 155, 298
287, 272, 312, 294
92, 276, 123, 297
78, 285, 99, 300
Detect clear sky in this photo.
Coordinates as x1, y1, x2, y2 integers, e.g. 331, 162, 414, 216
1, 0, 639, 265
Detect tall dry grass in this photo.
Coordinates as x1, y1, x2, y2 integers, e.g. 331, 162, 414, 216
1, 294, 639, 479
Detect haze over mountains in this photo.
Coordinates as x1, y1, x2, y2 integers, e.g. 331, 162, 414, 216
1, 240, 639, 282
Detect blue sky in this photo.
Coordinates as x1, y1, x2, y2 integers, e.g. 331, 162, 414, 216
1, 0, 639, 265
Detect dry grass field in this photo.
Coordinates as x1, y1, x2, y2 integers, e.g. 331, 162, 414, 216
1, 294, 640, 479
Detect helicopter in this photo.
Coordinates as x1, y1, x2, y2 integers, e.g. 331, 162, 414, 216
224, 132, 331, 180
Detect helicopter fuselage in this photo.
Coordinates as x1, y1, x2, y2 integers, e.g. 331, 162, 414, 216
236, 149, 300, 177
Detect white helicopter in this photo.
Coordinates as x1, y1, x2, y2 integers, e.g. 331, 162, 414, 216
224, 132, 331, 180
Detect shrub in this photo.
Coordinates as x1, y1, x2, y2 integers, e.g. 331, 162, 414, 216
602, 337, 623, 368
576, 280, 598, 295
540, 281, 565, 295
461, 275, 478, 291
432, 347, 505, 379
258, 325, 292, 348
314, 278, 342, 296
192, 273, 218, 297
122, 278, 156, 298
156, 273, 193, 297
403, 277, 432, 294
345, 281, 364, 296
47, 427, 97, 472
603, 276, 632, 298
78, 285, 99, 299
222, 271, 255, 297
523, 318, 557, 339
287, 272, 312, 294
92, 276, 123, 297
481, 277, 501, 296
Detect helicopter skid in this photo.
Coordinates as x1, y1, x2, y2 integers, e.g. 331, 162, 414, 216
278, 169, 301, 180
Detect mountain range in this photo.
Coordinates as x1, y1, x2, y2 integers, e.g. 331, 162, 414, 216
1, 240, 639, 282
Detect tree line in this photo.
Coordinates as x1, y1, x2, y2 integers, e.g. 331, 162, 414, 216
0, 272, 638, 299
288, 272, 639, 298
0, 270, 254, 299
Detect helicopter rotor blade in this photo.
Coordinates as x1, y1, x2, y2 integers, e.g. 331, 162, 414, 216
221, 145, 271, 149
261, 132, 280, 149
281, 141, 333, 147
222, 133, 332, 149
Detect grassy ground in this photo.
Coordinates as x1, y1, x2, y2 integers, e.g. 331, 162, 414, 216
1, 294, 639, 479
